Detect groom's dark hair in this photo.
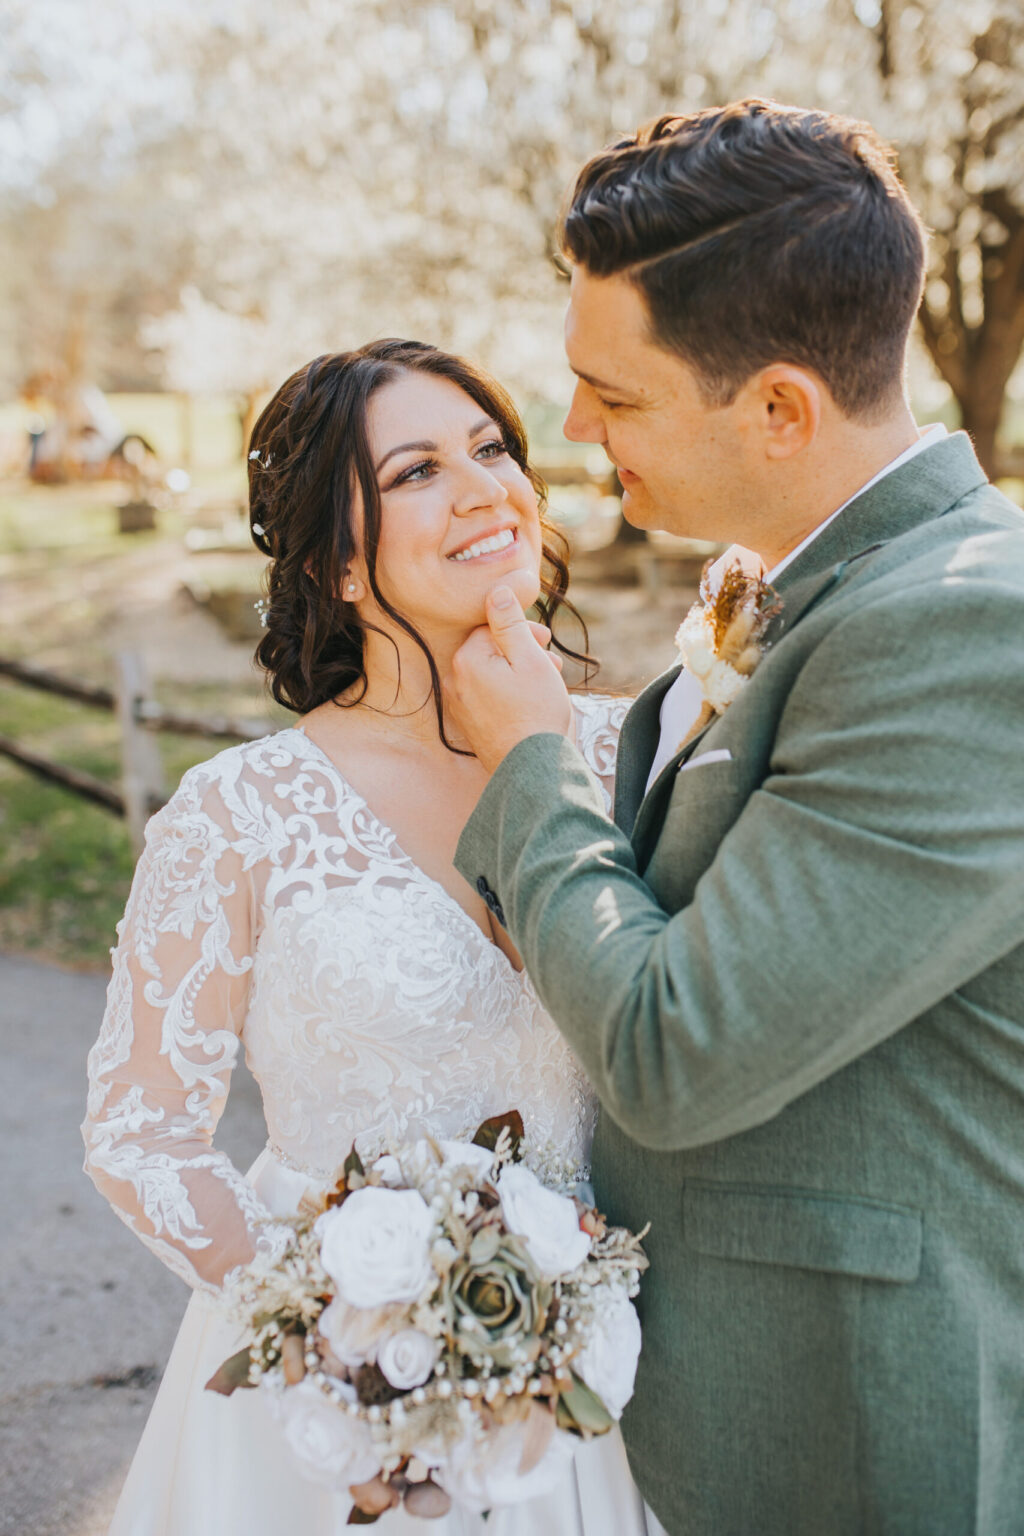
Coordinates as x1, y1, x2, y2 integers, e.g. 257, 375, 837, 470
560, 99, 926, 421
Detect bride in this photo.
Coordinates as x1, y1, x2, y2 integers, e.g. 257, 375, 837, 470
82, 339, 663, 1535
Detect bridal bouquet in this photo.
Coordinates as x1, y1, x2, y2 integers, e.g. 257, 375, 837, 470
209, 1112, 648, 1522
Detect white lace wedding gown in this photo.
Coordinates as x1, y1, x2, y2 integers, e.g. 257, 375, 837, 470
82, 696, 665, 1536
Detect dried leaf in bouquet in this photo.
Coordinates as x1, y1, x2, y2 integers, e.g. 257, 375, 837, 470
517, 1402, 556, 1475
555, 1373, 614, 1437
472, 1109, 525, 1158
205, 1347, 255, 1397
703, 559, 780, 676
280, 1333, 306, 1386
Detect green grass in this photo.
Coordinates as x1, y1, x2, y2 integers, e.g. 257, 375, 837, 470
0, 681, 235, 968
0, 766, 135, 967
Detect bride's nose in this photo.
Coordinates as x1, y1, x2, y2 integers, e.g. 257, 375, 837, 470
450, 455, 510, 515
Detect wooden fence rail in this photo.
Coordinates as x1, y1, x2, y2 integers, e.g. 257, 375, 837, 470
0, 653, 265, 853
0, 731, 127, 816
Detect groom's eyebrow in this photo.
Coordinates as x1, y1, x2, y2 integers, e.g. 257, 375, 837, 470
376, 418, 496, 472
573, 368, 642, 400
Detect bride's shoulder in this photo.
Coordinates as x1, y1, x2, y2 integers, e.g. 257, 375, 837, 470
168, 725, 304, 794
152, 726, 321, 837
570, 691, 633, 781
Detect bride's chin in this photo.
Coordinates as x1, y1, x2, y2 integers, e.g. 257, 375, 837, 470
448, 567, 543, 633
490, 565, 542, 612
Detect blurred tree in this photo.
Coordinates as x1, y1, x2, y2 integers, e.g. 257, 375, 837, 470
1, 0, 1021, 473
866, 0, 1024, 475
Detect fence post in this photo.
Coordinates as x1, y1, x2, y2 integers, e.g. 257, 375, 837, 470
115, 652, 166, 856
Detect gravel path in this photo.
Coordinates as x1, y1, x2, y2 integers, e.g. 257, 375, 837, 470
0, 953, 265, 1535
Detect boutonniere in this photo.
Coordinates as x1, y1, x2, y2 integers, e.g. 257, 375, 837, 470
674, 557, 781, 723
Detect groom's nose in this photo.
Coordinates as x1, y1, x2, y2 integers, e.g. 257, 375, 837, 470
563, 381, 606, 445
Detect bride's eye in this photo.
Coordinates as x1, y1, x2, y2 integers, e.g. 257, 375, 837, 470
389, 457, 437, 488
475, 438, 508, 461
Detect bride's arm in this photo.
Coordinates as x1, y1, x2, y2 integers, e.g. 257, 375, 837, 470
82, 759, 289, 1294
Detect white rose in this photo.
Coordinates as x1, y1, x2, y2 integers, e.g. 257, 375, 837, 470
370, 1153, 404, 1186
318, 1296, 400, 1367
316, 1187, 434, 1309
376, 1328, 439, 1390
574, 1288, 642, 1420
438, 1138, 495, 1180
497, 1164, 591, 1279
272, 1379, 380, 1489
441, 1421, 576, 1512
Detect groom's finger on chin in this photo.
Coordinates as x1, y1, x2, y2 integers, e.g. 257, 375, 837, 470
486, 585, 538, 666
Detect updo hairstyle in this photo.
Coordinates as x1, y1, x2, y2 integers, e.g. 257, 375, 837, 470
249, 340, 593, 749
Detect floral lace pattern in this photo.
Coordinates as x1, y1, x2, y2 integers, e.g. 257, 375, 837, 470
82, 695, 627, 1294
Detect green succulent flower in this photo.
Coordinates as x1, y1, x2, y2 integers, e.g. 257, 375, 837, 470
448, 1227, 552, 1370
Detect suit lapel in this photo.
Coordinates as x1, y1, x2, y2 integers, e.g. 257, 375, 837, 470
613, 663, 681, 834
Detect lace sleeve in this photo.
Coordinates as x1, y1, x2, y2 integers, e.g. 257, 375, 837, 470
571, 692, 632, 815
82, 758, 289, 1295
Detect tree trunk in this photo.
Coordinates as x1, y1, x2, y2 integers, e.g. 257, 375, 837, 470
916, 188, 1024, 483
958, 392, 1002, 480
239, 390, 264, 460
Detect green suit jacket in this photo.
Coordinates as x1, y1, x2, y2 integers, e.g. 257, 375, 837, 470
455, 433, 1024, 1536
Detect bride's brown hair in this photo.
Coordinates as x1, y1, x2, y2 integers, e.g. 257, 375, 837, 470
249, 340, 594, 749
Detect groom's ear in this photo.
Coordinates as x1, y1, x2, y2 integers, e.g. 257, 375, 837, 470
746, 366, 822, 460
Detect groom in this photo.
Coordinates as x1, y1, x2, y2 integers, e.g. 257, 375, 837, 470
447, 101, 1024, 1535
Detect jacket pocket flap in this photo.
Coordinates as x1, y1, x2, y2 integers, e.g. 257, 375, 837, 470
683, 1181, 922, 1283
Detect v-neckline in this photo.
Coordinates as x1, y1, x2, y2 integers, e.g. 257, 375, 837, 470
284, 726, 527, 980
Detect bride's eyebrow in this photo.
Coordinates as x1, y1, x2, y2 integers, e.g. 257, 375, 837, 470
376, 439, 434, 472
375, 418, 497, 473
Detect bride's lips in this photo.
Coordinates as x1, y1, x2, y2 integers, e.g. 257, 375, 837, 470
617, 466, 640, 487
445, 525, 520, 565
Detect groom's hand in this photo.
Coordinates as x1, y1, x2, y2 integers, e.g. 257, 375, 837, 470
447, 586, 573, 774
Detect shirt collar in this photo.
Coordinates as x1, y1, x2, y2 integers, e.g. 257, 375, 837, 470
765, 423, 948, 584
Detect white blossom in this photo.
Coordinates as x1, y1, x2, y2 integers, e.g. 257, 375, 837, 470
318, 1296, 400, 1367
441, 1421, 577, 1512
377, 1328, 440, 1390
497, 1164, 591, 1279
271, 1379, 380, 1489
316, 1187, 434, 1309
574, 1288, 642, 1420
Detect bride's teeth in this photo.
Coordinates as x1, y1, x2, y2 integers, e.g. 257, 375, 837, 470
452, 529, 515, 562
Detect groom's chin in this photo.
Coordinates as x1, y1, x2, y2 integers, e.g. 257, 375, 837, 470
620, 485, 660, 532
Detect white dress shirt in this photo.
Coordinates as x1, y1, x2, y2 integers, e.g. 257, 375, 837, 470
643, 424, 948, 794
